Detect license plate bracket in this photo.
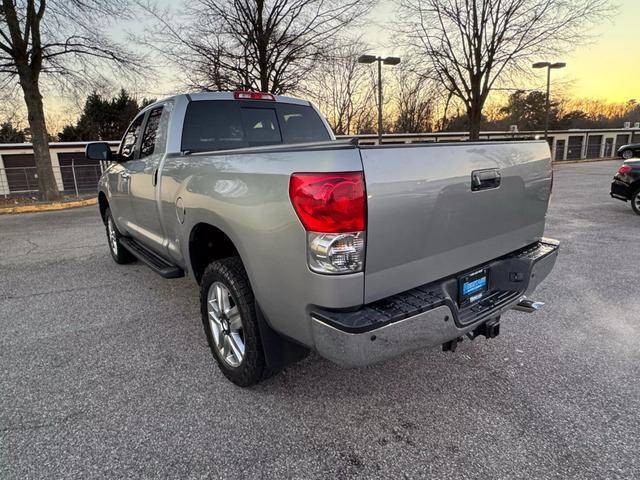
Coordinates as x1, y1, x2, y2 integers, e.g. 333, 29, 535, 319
458, 268, 489, 306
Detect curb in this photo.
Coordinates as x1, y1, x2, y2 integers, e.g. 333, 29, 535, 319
554, 157, 620, 165
0, 197, 97, 215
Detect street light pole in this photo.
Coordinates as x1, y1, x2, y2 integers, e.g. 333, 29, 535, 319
545, 66, 551, 140
358, 54, 401, 145
377, 58, 383, 144
532, 61, 566, 141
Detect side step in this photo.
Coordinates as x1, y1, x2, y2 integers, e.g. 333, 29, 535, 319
119, 237, 184, 279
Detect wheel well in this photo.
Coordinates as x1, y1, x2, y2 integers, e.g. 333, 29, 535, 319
189, 223, 240, 283
98, 192, 108, 224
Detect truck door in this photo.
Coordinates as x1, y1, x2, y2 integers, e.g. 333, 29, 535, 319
127, 103, 172, 254
108, 113, 144, 229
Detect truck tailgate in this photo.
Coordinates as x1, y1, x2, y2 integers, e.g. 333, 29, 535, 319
360, 141, 552, 303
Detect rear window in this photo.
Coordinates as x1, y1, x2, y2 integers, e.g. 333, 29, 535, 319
181, 100, 330, 153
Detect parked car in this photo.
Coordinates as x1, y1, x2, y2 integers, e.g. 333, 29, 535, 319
617, 143, 640, 160
86, 91, 559, 386
610, 160, 640, 215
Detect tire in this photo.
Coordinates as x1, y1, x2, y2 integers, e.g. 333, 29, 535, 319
200, 257, 267, 387
622, 149, 634, 160
632, 189, 640, 216
105, 207, 135, 264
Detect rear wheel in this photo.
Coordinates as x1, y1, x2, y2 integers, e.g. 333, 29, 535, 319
105, 208, 135, 264
200, 257, 267, 387
632, 189, 640, 216
622, 149, 634, 160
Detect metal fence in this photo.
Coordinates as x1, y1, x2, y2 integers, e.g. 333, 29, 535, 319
0, 163, 107, 199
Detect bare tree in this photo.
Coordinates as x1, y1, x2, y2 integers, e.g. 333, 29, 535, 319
301, 42, 375, 135
391, 67, 435, 133
397, 0, 612, 139
0, 0, 141, 200
140, 0, 376, 95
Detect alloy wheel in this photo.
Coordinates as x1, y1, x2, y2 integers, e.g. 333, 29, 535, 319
107, 217, 118, 255
207, 282, 245, 367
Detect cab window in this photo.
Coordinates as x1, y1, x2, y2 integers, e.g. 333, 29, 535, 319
181, 100, 330, 153
240, 108, 282, 146
140, 105, 171, 158
119, 114, 144, 161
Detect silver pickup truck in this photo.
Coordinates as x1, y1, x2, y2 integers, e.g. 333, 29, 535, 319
87, 91, 559, 386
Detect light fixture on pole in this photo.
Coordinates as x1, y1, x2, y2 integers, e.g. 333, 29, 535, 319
532, 61, 566, 140
358, 54, 401, 144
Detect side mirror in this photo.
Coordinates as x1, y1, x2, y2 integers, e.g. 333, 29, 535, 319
86, 142, 113, 161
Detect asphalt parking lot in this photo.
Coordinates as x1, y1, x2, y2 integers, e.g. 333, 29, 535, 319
1, 159, 639, 479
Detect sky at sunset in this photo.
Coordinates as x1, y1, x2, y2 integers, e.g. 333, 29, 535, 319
560, 0, 639, 102
37, 0, 639, 130
365, 0, 639, 103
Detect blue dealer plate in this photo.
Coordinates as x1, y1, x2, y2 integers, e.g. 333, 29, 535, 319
459, 268, 489, 304
463, 276, 487, 296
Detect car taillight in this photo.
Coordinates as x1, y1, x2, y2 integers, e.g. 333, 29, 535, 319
289, 172, 366, 274
234, 90, 275, 101
618, 165, 632, 174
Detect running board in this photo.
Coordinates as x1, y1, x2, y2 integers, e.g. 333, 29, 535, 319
119, 237, 184, 279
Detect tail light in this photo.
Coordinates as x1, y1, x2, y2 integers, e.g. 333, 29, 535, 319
289, 172, 366, 274
618, 165, 632, 174
234, 90, 275, 101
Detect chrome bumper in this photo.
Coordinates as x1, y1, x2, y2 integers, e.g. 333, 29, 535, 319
311, 238, 559, 367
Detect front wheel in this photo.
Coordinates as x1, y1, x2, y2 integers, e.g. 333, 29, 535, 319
632, 189, 640, 216
105, 208, 135, 264
622, 149, 634, 160
200, 257, 267, 387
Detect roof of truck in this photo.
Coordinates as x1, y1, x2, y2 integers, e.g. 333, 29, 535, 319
190, 91, 310, 105
151, 91, 311, 108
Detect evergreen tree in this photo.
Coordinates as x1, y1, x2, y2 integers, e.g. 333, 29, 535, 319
58, 90, 156, 141
0, 122, 27, 143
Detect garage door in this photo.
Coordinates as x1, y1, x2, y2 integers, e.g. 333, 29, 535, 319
2, 154, 37, 193
586, 135, 602, 159
615, 134, 629, 152
555, 139, 566, 161
567, 136, 584, 160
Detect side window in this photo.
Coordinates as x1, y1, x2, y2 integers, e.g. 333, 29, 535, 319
119, 114, 144, 161
140, 106, 170, 158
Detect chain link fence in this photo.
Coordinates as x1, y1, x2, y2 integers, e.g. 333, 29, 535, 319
0, 162, 108, 199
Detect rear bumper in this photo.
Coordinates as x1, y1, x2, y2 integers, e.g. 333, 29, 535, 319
610, 179, 631, 201
311, 238, 559, 367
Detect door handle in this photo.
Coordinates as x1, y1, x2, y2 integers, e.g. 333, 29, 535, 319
120, 172, 130, 179
152, 168, 158, 186
471, 169, 501, 191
